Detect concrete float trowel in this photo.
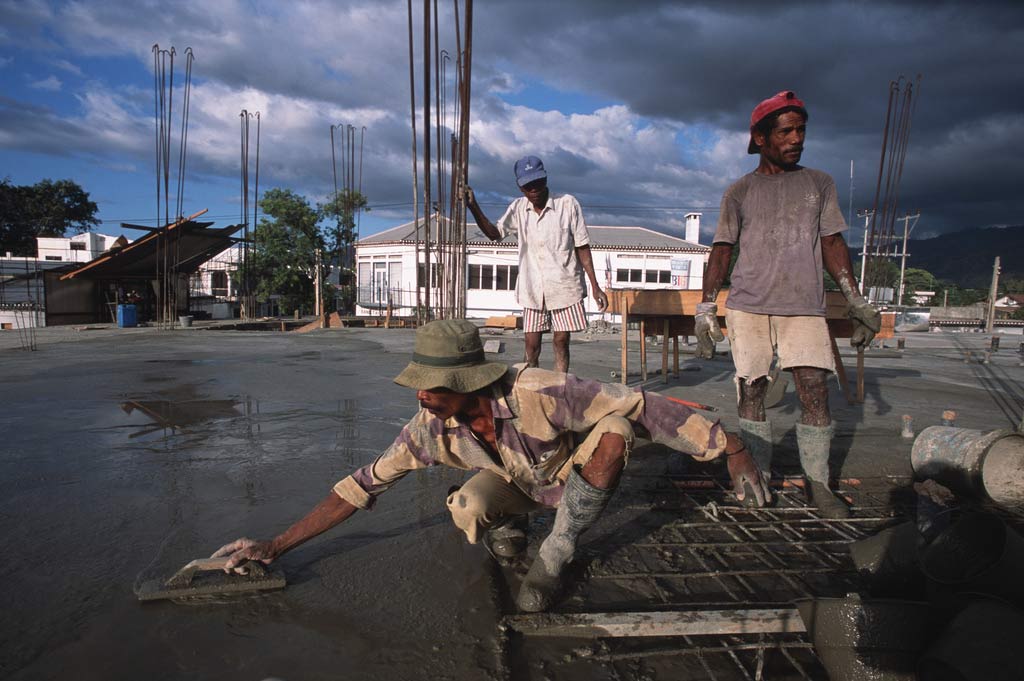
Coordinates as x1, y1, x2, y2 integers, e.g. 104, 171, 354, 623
136, 556, 286, 602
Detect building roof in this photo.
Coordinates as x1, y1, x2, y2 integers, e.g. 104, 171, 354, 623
60, 212, 244, 281
358, 216, 707, 253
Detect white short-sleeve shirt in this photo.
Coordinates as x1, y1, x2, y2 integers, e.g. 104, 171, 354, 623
496, 193, 591, 311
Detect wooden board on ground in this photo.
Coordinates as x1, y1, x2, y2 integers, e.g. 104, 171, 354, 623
484, 315, 521, 330
505, 608, 806, 638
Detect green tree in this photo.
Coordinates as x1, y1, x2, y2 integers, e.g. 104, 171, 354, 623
319, 188, 368, 311
248, 189, 325, 315
0, 177, 99, 255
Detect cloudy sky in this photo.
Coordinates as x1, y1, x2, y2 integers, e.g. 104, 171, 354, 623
1, 0, 1021, 244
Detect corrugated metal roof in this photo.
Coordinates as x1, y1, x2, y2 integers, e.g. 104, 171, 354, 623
359, 217, 706, 252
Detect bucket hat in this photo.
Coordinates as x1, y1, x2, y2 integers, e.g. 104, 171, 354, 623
394, 319, 508, 393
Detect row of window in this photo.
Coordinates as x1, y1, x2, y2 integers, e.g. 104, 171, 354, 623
616, 269, 672, 284
468, 264, 518, 290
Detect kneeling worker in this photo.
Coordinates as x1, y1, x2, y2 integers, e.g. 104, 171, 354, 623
214, 320, 769, 612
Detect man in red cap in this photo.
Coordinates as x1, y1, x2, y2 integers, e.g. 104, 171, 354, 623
694, 91, 880, 518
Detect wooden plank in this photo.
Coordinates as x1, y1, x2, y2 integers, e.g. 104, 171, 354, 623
673, 334, 679, 377
830, 333, 855, 405
620, 294, 628, 385
856, 347, 866, 403
639, 318, 647, 382
506, 608, 806, 638
661, 319, 670, 384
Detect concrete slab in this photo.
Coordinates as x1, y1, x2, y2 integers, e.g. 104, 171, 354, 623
0, 324, 1021, 680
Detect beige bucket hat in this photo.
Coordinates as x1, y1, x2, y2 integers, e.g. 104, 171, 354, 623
394, 319, 508, 393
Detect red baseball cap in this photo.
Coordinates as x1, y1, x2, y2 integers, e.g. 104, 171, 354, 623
747, 90, 806, 154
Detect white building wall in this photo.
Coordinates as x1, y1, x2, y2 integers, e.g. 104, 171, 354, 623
354, 240, 709, 320
35, 233, 123, 263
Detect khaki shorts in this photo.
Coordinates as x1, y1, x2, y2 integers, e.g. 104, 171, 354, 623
725, 308, 835, 383
446, 415, 634, 544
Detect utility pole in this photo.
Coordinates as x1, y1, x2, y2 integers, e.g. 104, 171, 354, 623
848, 160, 854, 228
857, 209, 874, 297
896, 212, 920, 306
986, 256, 1001, 333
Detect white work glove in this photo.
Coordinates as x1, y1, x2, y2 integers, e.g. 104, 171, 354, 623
694, 302, 724, 359
847, 295, 881, 349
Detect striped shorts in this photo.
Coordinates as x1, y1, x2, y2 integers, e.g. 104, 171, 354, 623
523, 300, 588, 333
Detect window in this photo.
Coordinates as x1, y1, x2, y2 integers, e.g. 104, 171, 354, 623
510, 266, 519, 290
417, 263, 441, 288
468, 264, 482, 289
70, 242, 86, 251
211, 271, 228, 297
659, 270, 671, 284
45, 256, 62, 261
630, 269, 642, 283
645, 270, 671, 284
480, 265, 493, 290
616, 269, 629, 282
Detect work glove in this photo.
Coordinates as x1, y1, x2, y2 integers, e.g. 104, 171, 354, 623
726, 445, 772, 507
694, 302, 724, 359
847, 295, 881, 349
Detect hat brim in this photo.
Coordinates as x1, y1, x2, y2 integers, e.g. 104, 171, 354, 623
747, 134, 759, 154
516, 169, 547, 187
394, 360, 508, 393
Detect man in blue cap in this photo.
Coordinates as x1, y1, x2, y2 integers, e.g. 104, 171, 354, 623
465, 156, 608, 373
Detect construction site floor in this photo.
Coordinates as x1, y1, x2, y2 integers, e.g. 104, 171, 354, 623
0, 324, 1021, 680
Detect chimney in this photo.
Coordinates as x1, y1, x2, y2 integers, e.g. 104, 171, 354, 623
684, 213, 701, 244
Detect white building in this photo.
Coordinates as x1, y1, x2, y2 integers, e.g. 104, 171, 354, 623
35, 232, 127, 263
354, 213, 709, 320
189, 244, 242, 319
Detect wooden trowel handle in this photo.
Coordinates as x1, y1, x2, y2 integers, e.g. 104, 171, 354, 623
165, 556, 265, 587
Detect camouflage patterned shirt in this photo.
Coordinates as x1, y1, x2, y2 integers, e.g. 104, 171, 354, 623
333, 366, 726, 510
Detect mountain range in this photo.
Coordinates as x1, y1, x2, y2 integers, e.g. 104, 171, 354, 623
854, 223, 1023, 289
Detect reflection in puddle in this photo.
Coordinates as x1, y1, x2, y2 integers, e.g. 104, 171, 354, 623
120, 399, 241, 438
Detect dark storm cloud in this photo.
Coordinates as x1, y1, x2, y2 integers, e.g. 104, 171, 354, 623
472, 0, 1024, 231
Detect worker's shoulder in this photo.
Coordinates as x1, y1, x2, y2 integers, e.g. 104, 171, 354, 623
722, 172, 757, 201
512, 365, 566, 393
797, 166, 837, 185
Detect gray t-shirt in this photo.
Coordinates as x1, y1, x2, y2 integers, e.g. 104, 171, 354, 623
713, 168, 848, 316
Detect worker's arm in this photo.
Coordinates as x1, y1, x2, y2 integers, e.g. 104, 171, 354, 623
821, 233, 880, 347
575, 244, 608, 312
212, 493, 359, 570
694, 242, 732, 359
464, 186, 502, 241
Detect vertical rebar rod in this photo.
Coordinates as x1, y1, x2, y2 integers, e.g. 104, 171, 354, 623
423, 0, 432, 318
406, 0, 421, 322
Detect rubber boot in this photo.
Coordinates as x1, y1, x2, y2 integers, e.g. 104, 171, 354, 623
796, 423, 850, 519
738, 418, 773, 507
516, 466, 615, 613
483, 515, 528, 564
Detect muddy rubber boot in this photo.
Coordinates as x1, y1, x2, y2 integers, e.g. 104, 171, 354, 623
739, 418, 773, 506
483, 515, 528, 564
796, 423, 850, 519
516, 466, 615, 613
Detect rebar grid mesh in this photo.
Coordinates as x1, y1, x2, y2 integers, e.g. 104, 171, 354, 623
507, 475, 914, 680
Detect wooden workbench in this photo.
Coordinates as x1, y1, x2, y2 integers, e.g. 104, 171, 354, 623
608, 289, 894, 404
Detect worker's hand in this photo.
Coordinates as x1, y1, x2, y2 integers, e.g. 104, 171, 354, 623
211, 537, 277, 574
725, 436, 771, 507
847, 295, 881, 349
463, 185, 477, 207
592, 286, 608, 313
694, 302, 725, 360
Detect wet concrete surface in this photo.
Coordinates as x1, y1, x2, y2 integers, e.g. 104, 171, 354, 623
1, 324, 1022, 680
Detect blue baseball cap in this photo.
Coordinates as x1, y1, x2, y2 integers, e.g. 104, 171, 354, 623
513, 155, 547, 187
